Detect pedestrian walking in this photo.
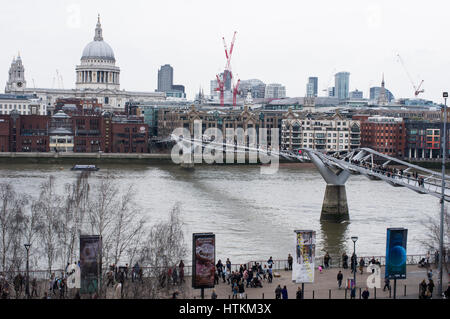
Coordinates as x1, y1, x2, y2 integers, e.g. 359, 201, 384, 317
238, 281, 245, 299
342, 253, 348, 269
31, 278, 38, 298
232, 281, 238, 299
179, 260, 185, 283
281, 286, 288, 299
211, 289, 218, 299
296, 286, 303, 299
324, 252, 331, 269
383, 278, 390, 292
226, 258, 232, 273
419, 279, 427, 299
337, 271, 343, 289
359, 258, 365, 275
267, 257, 274, 269
288, 254, 293, 270
427, 279, 434, 297
275, 285, 282, 299
362, 288, 370, 299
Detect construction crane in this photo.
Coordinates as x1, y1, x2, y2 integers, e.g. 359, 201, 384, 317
322, 68, 337, 95
215, 74, 225, 106
396, 54, 424, 97
223, 31, 237, 78
233, 79, 241, 107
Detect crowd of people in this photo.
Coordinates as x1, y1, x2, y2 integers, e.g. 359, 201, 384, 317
334, 154, 427, 187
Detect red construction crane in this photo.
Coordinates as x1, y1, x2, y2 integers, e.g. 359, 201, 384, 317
223, 31, 237, 74
215, 74, 225, 106
396, 54, 425, 97
233, 79, 241, 107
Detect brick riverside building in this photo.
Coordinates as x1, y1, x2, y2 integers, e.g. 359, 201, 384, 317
0, 112, 149, 153
109, 116, 149, 153
360, 116, 406, 158
0, 113, 50, 152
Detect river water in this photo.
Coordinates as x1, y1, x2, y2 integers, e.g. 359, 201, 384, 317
0, 162, 440, 264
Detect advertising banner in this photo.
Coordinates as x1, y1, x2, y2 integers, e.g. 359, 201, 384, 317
80, 235, 102, 294
192, 233, 216, 289
292, 230, 316, 283
385, 228, 408, 279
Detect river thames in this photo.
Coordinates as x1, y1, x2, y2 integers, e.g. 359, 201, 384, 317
0, 162, 439, 264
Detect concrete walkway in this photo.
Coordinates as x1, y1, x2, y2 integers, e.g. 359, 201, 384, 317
182, 265, 445, 299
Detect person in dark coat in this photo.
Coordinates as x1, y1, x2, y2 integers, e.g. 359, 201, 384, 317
296, 286, 303, 299
275, 285, 282, 299
281, 286, 288, 299
362, 288, 369, 299
337, 271, 343, 289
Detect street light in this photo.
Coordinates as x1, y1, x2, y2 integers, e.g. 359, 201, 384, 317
351, 236, 358, 290
439, 92, 448, 298
24, 243, 31, 299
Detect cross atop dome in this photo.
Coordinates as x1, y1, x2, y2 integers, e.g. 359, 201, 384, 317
94, 14, 103, 41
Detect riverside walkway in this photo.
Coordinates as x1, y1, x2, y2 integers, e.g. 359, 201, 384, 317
179, 265, 445, 299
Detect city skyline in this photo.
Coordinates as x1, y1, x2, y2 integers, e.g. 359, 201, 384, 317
0, 0, 449, 102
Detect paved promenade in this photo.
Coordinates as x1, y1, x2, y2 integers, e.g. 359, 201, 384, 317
179, 265, 446, 299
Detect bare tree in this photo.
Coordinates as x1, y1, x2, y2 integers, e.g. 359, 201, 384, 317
109, 185, 145, 266
59, 172, 90, 268
137, 203, 187, 298
0, 183, 28, 273
34, 176, 63, 274
420, 204, 450, 271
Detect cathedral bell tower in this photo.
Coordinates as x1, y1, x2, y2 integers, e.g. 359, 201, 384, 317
5, 53, 27, 93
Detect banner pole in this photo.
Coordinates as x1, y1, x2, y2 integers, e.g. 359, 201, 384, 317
393, 279, 397, 299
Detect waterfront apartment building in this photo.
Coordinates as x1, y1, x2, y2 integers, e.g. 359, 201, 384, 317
157, 105, 291, 148
405, 121, 450, 160
360, 116, 406, 158
281, 111, 361, 152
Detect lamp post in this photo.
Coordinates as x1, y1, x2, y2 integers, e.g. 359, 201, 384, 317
24, 243, 31, 299
351, 236, 358, 289
439, 92, 448, 298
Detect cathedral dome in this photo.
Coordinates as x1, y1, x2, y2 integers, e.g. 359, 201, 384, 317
81, 15, 115, 62
82, 41, 115, 61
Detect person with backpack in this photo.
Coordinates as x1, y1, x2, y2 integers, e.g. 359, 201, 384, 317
267, 257, 274, 269
232, 280, 238, 299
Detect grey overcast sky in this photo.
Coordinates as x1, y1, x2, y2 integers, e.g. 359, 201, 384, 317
1, 0, 449, 102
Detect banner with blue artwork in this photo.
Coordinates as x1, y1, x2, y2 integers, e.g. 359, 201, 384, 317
385, 228, 408, 279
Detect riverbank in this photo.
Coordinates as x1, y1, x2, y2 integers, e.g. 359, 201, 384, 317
0, 152, 309, 165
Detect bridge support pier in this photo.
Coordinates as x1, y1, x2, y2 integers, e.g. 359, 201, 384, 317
320, 185, 349, 222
